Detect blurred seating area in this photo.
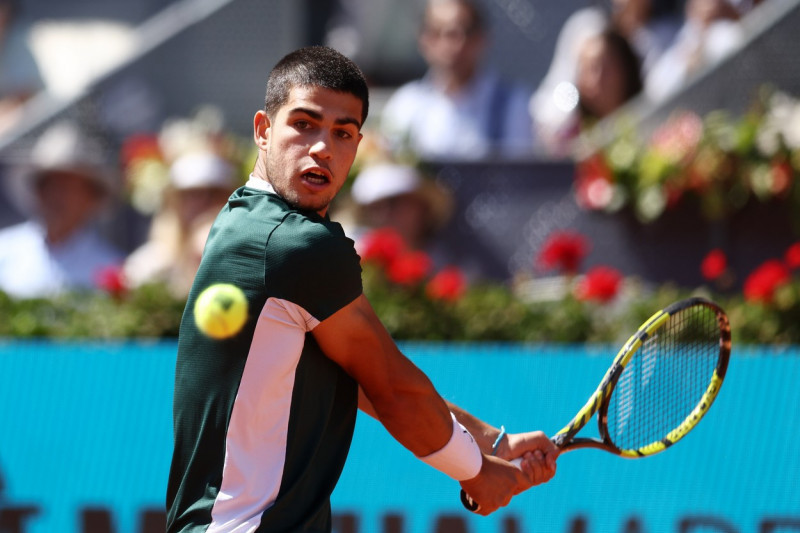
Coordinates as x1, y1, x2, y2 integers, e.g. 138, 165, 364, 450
0, 0, 797, 304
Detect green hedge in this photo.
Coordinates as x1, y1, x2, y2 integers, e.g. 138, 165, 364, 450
1, 270, 797, 346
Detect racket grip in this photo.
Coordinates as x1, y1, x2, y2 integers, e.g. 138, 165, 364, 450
460, 457, 523, 513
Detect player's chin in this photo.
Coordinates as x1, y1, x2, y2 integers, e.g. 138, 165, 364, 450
294, 194, 333, 215
303, 186, 342, 211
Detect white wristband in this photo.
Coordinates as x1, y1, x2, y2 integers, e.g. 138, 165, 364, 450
417, 412, 483, 481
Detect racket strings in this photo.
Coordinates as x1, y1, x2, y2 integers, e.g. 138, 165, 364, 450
607, 305, 721, 451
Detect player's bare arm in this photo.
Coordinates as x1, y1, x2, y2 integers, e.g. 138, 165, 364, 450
358, 391, 557, 483
312, 293, 533, 514
314, 293, 452, 455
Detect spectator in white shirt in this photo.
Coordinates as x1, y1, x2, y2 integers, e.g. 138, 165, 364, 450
0, 120, 122, 299
380, 0, 534, 160
645, 0, 744, 101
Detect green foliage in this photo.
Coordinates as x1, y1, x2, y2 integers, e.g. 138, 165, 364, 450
724, 282, 800, 345
0, 273, 799, 346
578, 87, 800, 224
362, 263, 800, 346
0, 284, 185, 339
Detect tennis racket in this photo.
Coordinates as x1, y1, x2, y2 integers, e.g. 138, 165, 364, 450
461, 296, 731, 512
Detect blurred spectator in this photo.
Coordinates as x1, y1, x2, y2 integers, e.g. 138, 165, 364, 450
124, 151, 236, 298
344, 162, 452, 249
530, 1, 675, 158
379, 0, 534, 160
533, 27, 643, 157
728, 0, 766, 14
334, 162, 457, 272
528, 5, 607, 158
0, 0, 45, 136
576, 29, 643, 124
611, 0, 682, 75
645, 0, 744, 101
0, 120, 123, 299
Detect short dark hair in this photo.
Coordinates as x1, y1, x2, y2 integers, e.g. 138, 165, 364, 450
264, 46, 369, 127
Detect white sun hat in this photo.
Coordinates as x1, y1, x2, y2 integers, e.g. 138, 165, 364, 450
4, 120, 117, 214
28, 120, 115, 192
350, 162, 454, 229
169, 151, 236, 190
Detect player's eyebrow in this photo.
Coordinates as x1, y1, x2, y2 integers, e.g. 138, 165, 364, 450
290, 106, 362, 129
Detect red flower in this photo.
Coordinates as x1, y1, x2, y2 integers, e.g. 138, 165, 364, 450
359, 228, 406, 268
94, 265, 128, 299
387, 251, 433, 286
575, 155, 614, 210
663, 182, 684, 209
120, 134, 162, 168
575, 174, 614, 210
743, 259, 791, 304
537, 231, 590, 275
426, 266, 467, 302
700, 249, 728, 281
771, 160, 793, 196
574, 266, 623, 303
785, 242, 800, 270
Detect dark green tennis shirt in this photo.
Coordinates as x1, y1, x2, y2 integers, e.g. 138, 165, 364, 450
166, 177, 363, 532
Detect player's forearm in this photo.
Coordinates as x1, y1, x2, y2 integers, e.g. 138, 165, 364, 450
447, 403, 501, 454
361, 362, 499, 457
362, 364, 454, 457
314, 295, 474, 457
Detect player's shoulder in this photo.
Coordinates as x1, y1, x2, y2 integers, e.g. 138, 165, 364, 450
227, 182, 359, 267
265, 211, 362, 310
271, 211, 354, 260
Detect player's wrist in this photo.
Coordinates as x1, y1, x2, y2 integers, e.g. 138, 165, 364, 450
418, 411, 483, 481
490, 425, 507, 457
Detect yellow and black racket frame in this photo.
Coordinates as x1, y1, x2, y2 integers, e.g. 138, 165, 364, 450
552, 297, 731, 457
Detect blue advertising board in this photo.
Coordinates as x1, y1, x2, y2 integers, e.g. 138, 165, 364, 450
0, 341, 798, 532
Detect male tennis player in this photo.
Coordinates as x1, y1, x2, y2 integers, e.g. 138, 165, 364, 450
166, 45, 558, 532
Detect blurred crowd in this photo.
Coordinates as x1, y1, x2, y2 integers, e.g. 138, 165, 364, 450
336, 0, 764, 158
0, 0, 773, 299
530, 0, 757, 155
0, 111, 248, 300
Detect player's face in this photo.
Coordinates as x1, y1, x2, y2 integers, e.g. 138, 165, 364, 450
256, 86, 363, 216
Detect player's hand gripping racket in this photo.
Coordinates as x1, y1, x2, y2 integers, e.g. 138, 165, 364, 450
461, 296, 731, 512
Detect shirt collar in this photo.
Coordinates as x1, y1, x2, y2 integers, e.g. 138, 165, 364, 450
245, 174, 276, 193
244, 174, 331, 220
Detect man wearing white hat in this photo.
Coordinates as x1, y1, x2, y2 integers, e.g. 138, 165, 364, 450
0, 120, 122, 298
348, 162, 453, 252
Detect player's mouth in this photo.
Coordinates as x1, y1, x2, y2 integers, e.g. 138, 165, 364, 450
301, 168, 331, 188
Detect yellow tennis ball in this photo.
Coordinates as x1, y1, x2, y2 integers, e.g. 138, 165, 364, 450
193, 283, 248, 339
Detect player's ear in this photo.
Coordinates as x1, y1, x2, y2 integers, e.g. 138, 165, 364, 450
253, 110, 270, 149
